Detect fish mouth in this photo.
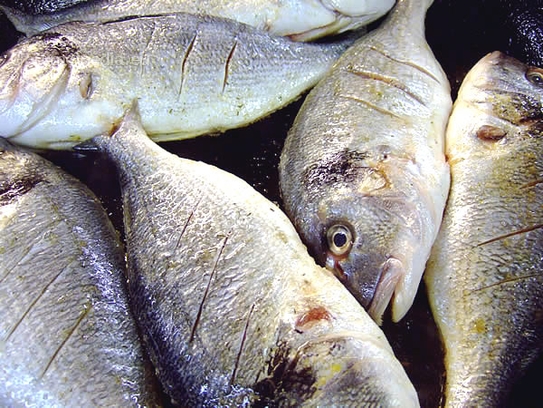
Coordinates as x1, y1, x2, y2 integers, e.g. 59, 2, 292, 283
9, 62, 71, 138
326, 253, 404, 325
289, 17, 357, 41
288, 0, 381, 41
367, 257, 404, 325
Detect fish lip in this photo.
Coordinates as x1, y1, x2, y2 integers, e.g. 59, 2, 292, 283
325, 251, 348, 282
320, 0, 386, 18
10, 62, 71, 138
366, 257, 404, 325
325, 251, 406, 325
288, 17, 351, 41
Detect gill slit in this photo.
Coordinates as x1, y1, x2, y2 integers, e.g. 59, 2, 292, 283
472, 272, 542, 292
40, 304, 91, 379
4, 261, 72, 342
477, 223, 543, 246
178, 33, 198, 98
340, 93, 402, 118
368, 45, 442, 84
222, 40, 238, 94
230, 303, 256, 385
346, 66, 427, 107
139, 21, 157, 79
190, 233, 230, 342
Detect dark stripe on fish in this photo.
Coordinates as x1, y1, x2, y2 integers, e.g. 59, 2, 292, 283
302, 149, 371, 187
473, 88, 543, 125
253, 341, 317, 406
31, 32, 80, 60
0, 174, 44, 204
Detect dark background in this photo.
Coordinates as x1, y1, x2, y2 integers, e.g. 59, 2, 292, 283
1, 1, 542, 407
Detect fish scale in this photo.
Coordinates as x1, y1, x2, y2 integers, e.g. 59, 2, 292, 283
0, 137, 160, 406
424, 51, 543, 407
279, 0, 451, 324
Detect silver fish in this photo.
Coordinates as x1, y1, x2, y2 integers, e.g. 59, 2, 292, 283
424, 51, 543, 407
0, 137, 159, 406
0, 13, 354, 150
92, 105, 420, 407
279, 0, 451, 324
0, 0, 395, 40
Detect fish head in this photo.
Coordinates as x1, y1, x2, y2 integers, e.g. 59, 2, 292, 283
296, 156, 427, 325
0, 34, 75, 136
445, 51, 543, 169
0, 33, 118, 149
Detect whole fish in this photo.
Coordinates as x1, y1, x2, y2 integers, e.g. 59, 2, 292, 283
279, 0, 451, 324
0, 13, 354, 150
92, 105, 420, 407
0, 137, 159, 406
424, 51, 543, 407
0, 0, 395, 40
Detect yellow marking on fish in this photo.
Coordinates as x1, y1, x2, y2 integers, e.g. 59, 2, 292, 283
331, 362, 343, 374
473, 318, 486, 335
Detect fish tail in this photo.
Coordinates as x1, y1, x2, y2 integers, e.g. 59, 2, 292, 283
385, 0, 434, 35
75, 102, 141, 152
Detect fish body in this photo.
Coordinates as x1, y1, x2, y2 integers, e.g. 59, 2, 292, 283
279, 0, 451, 323
92, 106, 420, 407
0, 0, 395, 40
0, 12, 353, 150
0, 137, 159, 406
424, 51, 543, 407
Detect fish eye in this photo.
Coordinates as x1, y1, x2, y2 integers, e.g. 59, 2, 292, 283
0, 53, 8, 68
326, 224, 353, 257
526, 67, 543, 86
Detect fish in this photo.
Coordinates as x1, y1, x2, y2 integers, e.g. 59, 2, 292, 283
0, 137, 160, 406
278, 0, 452, 324
91, 104, 420, 407
424, 51, 543, 407
0, 0, 395, 40
0, 12, 356, 150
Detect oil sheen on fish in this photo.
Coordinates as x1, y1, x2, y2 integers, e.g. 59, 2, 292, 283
92, 105, 420, 407
279, 0, 451, 324
0, 13, 354, 150
424, 51, 543, 407
0, 0, 395, 40
0, 137, 159, 406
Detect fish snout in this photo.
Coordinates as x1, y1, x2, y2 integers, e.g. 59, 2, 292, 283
367, 257, 404, 325
326, 249, 404, 324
